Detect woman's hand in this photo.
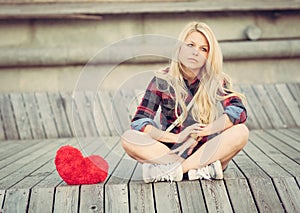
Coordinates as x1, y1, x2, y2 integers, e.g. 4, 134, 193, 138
171, 123, 206, 156
176, 123, 206, 143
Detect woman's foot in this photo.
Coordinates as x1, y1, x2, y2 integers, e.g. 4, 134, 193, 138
142, 162, 183, 183
188, 160, 223, 180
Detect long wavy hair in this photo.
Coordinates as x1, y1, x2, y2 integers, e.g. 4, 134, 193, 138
156, 22, 245, 125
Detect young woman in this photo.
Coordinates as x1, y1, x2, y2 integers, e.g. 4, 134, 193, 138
121, 22, 249, 183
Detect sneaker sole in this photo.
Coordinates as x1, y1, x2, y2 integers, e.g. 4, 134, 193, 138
211, 160, 223, 179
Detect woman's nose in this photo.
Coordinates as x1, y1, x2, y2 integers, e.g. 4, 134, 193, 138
192, 48, 199, 56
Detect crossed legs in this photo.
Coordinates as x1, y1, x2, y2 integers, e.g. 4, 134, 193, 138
121, 124, 249, 173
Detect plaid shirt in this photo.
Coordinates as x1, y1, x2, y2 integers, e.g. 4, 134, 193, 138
131, 74, 247, 135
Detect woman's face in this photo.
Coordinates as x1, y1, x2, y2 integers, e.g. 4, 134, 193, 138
178, 31, 209, 74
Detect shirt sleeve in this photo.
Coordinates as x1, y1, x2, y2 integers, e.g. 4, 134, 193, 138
131, 77, 162, 131
222, 96, 247, 125
131, 117, 159, 131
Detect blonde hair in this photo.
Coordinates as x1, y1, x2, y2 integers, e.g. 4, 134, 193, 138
156, 22, 245, 125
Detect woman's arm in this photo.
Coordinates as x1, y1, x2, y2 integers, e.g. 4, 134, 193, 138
143, 124, 177, 143
198, 94, 247, 137
143, 122, 205, 144
198, 114, 233, 137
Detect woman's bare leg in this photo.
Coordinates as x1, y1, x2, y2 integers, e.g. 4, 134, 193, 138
181, 124, 249, 173
121, 124, 249, 173
121, 130, 184, 164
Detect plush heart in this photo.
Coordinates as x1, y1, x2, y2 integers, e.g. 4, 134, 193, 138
55, 145, 109, 185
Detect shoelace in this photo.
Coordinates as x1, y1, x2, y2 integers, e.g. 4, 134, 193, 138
152, 164, 175, 183
155, 174, 174, 182
196, 165, 211, 180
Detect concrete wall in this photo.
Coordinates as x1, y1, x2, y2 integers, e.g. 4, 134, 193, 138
0, 2, 299, 92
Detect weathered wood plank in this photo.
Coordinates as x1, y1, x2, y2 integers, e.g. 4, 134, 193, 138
33, 170, 63, 189
251, 84, 286, 129
10, 93, 33, 140
153, 182, 181, 213
23, 93, 46, 139
73, 91, 98, 137
2, 189, 30, 213
35, 92, 59, 138
28, 187, 54, 213
200, 180, 233, 213
0, 139, 39, 161
86, 90, 111, 137
248, 178, 284, 213
278, 128, 300, 142
79, 184, 104, 213
273, 177, 300, 213
0, 139, 64, 189
233, 149, 269, 179
225, 178, 258, 213
80, 138, 127, 213
105, 183, 130, 213
97, 91, 119, 136
253, 130, 300, 164
235, 134, 286, 213
129, 183, 155, 213
224, 162, 258, 213
104, 150, 135, 213
0, 190, 5, 208
289, 128, 300, 136
0, 113, 5, 140
264, 84, 296, 128
267, 129, 300, 151
0, 139, 45, 170
11, 160, 56, 189
286, 82, 300, 107
130, 162, 143, 183
105, 152, 137, 213
120, 89, 137, 122
95, 137, 122, 175
0, 94, 19, 139
129, 163, 155, 213
53, 186, 79, 213
276, 83, 300, 127
245, 138, 292, 178
60, 92, 83, 137
48, 92, 72, 137
83, 91, 101, 136
250, 130, 300, 178
109, 90, 131, 135
233, 150, 284, 211
177, 180, 207, 213
223, 160, 245, 179
240, 84, 272, 129
10, 138, 76, 189
235, 85, 260, 130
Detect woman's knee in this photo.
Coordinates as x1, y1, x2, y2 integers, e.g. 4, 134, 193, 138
121, 137, 139, 160
121, 135, 136, 154
231, 124, 249, 148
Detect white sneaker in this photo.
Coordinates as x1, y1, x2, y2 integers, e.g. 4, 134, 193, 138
188, 160, 223, 180
142, 162, 183, 183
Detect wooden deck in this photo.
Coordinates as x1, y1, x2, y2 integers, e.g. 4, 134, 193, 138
0, 82, 299, 212
0, 129, 300, 212
0, 82, 299, 141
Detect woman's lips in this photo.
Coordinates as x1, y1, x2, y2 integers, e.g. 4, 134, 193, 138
187, 58, 198, 63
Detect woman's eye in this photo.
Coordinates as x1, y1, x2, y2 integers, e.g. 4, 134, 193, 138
186, 43, 194, 47
201, 47, 208, 52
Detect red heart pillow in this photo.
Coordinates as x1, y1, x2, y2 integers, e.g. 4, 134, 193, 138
55, 145, 109, 185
